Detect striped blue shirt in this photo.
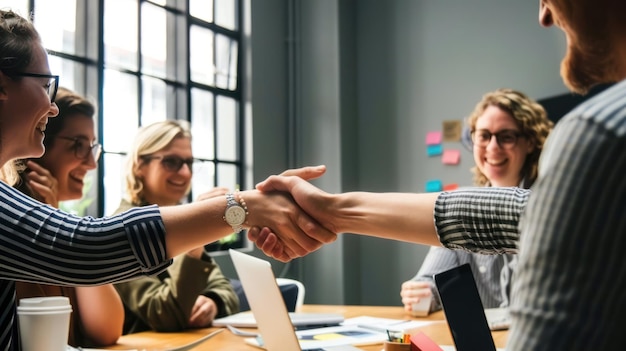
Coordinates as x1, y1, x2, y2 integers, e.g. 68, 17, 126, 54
435, 79, 626, 350
0, 182, 170, 350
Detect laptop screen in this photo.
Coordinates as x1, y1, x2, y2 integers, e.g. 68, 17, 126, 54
434, 263, 497, 351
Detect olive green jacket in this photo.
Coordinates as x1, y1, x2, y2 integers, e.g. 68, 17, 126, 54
112, 199, 239, 334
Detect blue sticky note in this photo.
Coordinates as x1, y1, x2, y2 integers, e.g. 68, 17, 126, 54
426, 144, 443, 157
425, 180, 443, 192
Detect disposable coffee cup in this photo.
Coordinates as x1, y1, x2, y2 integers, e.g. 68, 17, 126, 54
17, 296, 72, 351
411, 294, 432, 317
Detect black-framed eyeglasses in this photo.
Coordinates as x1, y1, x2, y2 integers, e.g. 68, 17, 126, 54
56, 136, 102, 161
12, 72, 59, 103
470, 129, 523, 150
142, 155, 195, 173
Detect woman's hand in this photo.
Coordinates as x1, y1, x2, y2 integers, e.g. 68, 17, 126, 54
400, 280, 433, 312
24, 160, 59, 207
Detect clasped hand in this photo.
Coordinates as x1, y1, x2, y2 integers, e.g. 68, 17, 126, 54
246, 165, 338, 262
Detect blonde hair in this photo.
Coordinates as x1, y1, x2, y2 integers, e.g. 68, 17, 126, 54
124, 120, 192, 204
466, 89, 554, 188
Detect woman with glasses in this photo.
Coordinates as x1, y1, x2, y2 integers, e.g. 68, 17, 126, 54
399, 88, 553, 316
0, 9, 331, 350
12, 87, 124, 348
111, 120, 239, 333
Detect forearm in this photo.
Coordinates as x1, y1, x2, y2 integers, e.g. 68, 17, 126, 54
75, 285, 124, 346
332, 191, 442, 246
202, 266, 240, 316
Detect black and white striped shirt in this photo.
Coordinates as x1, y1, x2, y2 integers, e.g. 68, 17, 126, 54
0, 182, 170, 351
435, 79, 626, 350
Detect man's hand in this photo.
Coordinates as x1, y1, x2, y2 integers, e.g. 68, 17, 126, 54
248, 171, 338, 261
195, 186, 229, 202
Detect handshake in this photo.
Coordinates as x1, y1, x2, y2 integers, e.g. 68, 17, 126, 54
237, 165, 338, 262
223, 164, 441, 263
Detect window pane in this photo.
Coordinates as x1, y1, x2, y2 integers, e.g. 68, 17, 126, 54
190, 0, 214, 23
215, 34, 238, 90
103, 153, 127, 216
215, 0, 237, 30
147, 0, 166, 6
190, 25, 215, 86
191, 160, 216, 199
141, 76, 167, 125
104, 0, 138, 71
34, 0, 79, 55
191, 88, 215, 159
141, 3, 167, 78
217, 163, 238, 189
48, 56, 78, 92
103, 69, 139, 153
216, 95, 238, 161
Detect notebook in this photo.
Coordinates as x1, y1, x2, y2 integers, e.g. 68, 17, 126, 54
433, 263, 501, 351
228, 249, 365, 351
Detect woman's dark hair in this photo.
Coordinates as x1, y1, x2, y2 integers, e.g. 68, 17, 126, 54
43, 87, 96, 150
0, 9, 40, 76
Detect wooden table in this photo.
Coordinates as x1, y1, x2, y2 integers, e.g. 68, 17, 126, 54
103, 305, 508, 350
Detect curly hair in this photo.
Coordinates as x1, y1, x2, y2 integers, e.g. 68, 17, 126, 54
466, 88, 554, 188
124, 120, 192, 205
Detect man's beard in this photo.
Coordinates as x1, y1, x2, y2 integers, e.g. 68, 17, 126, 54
559, 10, 619, 95
561, 41, 618, 95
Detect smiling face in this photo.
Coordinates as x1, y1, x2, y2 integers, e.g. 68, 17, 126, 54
35, 114, 97, 201
539, 0, 625, 93
473, 105, 533, 187
0, 43, 59, 164
137, 137, 193, 206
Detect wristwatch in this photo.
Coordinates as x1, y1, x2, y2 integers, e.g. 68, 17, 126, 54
224, 193, 247, 233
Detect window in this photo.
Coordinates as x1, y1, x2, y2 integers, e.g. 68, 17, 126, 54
18, 0, 247, 254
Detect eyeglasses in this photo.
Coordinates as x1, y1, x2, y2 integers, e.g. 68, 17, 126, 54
12, 72, 59, 103
470, 129, 523, 150
142, 155, 195, 173
56, 136, 102, 161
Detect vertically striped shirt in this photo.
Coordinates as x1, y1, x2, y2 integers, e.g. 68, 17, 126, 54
0, 182, 171, 351
434, 79, 626, 350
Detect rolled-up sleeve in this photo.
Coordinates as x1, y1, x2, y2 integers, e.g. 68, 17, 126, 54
0, 182, 171, 285
434, 187, 529, 255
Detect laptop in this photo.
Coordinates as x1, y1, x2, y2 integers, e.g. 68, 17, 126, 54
213, 251, 344, 329
434, 263, 506, 351
227, 249, 365, 351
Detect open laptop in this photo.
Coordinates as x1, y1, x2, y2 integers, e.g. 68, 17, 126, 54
213, 250, 344, 329
434, 263, 506, 351
227, 249, 363, 351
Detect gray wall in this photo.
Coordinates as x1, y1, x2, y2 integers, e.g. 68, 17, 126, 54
216, 0, 567, 307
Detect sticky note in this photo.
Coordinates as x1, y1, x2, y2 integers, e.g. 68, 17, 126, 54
442, 120, 462, 142
426, 144, 443, 157
425, 131, 442, 145
443, 183, 459, 191
425, 180, 443, 192
442, 149, 460, 165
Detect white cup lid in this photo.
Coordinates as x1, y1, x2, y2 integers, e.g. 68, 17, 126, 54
19, 296, 69, 307
17, 297, 72, 312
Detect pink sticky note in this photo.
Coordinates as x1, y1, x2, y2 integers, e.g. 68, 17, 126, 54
425, 131, 442, 145
442, 149, 460, 165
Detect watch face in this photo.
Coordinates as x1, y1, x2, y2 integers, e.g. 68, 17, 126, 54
225, 206, 246, 225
